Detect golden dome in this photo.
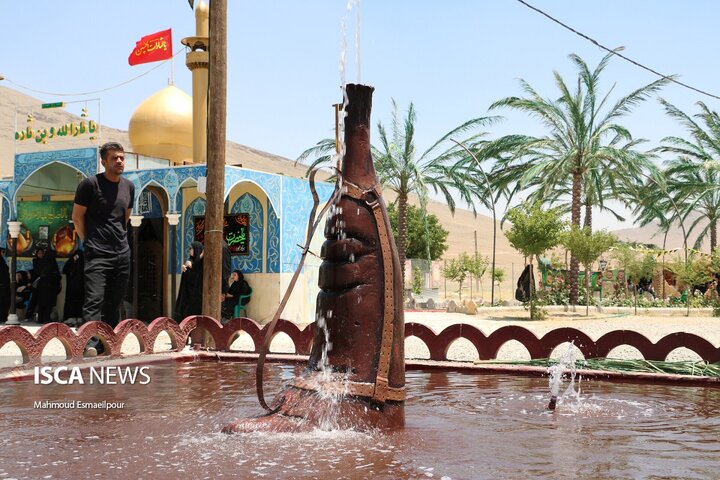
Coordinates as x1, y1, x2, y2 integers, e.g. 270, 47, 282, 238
128, 85, 193, 164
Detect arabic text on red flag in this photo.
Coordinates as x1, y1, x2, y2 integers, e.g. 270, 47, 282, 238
128, 29, 172, 66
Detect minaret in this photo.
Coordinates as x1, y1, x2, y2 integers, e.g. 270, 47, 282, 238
181, 0, 209, 163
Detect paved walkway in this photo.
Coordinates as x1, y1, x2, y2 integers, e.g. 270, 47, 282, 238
2, 308, 719, 368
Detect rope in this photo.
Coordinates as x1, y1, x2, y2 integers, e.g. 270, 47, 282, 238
515, 0, 720, 101
255, 168, 342, 411
2, 49, 185, 97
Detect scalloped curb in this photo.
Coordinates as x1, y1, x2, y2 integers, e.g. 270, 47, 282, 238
1, 317, 718, 370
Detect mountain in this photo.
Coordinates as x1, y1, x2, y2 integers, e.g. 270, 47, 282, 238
612, 216, 709, 252
0, 85, 313, 179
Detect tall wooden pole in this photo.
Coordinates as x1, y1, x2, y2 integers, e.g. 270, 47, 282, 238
202, 0, 227, 321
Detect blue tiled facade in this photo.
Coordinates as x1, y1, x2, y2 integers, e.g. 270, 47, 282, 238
0, 148, 335, 277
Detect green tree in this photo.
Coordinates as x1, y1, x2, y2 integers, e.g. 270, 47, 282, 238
629, 252, 658, 314
561, 227, 617, 315
667, 253, 712, 316
467, 255, 489, 299
656, 99, 720, 251
611, 244, 635, 298
441, 253, 472, 301
411, 266, 424, 295
710, 247, 720, 276
387, 203, 449, 260
504, 203, 566, 318
490, 49, 669, 306
627, 179, 686, 299
492, 267, 506, 302
298, 100, 498, 282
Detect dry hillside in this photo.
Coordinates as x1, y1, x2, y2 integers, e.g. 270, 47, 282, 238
612, 217, 709, 253
0, 85, 584, 279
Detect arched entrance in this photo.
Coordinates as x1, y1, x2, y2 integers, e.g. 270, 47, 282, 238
13, 162, 86, 321
134, 187, 167, 322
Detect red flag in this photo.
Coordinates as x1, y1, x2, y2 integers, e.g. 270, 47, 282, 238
128, 29, 173, 66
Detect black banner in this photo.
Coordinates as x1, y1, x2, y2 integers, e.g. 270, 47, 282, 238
194, 213, 249, 255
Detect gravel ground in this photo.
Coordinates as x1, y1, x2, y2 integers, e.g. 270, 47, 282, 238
404, 309, 720, 362
2, 309, 719, 368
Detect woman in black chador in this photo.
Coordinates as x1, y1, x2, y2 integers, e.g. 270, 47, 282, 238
62, 250, 85, 324
32, 246, 62, 324
175, 241, 204, 320
15, 271, 33, 315
0, 248, 10, 323
222, 270, 251, 320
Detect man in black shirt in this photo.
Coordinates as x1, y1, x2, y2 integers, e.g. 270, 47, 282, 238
0, 248, 10, 323
72, 142, 135, 353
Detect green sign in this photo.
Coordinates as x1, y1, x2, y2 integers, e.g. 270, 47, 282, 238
41, 102, 65, 109
10, 201, 78, 258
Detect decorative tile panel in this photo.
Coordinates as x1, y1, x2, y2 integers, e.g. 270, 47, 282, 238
125, 164, 207, 215
14, 148, 98, 192
0, 197, 9, 247
230, 193, 263, 273
281, 177, 334, 273
182, 197, 206, 265
266, 198, 280, 273
224, 166, 281, 215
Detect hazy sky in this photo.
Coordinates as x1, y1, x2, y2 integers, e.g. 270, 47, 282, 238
2, 1, 719, 230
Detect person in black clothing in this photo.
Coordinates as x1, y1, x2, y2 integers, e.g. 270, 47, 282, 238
62, 250, 85, 325
221, 270, 251, 321
15, 271, 32, 316
72, 142, 135, 355
0, 248, 10, 323
31, 245, 62, 324
175, 241, 204, 320
221, 240, 231, 296
72, 142, 134, 327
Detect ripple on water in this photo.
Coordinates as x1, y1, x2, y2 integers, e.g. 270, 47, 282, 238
0, 363, 718, 479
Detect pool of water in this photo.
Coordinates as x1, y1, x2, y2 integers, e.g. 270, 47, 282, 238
1, 361, 719, 479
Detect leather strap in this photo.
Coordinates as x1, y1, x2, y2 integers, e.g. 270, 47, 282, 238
258, 174, 405, 408
343, 180, 403, 403
293, 374, 405, 402
255, 169, 342, 412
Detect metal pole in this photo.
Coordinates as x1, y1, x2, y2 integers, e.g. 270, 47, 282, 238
662, 229, 669, 300
334, 104, 342, 152
444, 260, 447, 299
8, 242, 17, 322
129, 215, 143, 319
171, 224, 177, 319
167, 213, 180, 319
451, 139, 496, 306
334, 103, 342, 174
202, 0, 227, 322
474, 229, 478, 299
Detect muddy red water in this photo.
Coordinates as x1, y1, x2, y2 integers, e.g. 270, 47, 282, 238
1, 361, 719, 479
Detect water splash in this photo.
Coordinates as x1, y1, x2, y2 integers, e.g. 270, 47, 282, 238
318, 310, 334, 380
547, 341, 582, 410
354, 0, 361, 84
340, 0, 362, 86
292, 0, 363, 433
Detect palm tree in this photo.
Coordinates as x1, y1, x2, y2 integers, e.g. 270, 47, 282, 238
656, 99, 720, 251
298, 99, 499, 281
488, 49, 669, 305
626, 178, 683, 300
